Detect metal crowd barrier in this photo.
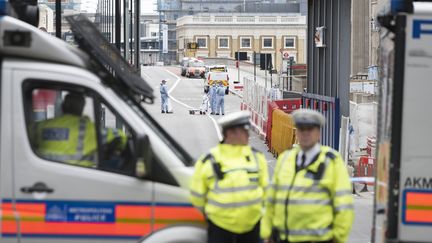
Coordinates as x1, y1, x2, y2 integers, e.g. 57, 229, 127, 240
302, 93, 340, 149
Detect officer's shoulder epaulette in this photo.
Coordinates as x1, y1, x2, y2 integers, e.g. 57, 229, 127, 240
325, 150, 336, 160
251, 147, 262, 153
202, 153, 214, 163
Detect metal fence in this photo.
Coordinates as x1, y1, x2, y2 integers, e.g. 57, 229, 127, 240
243, 76, 282, 118
302, 93, 340, 149
243, 76, 268, 119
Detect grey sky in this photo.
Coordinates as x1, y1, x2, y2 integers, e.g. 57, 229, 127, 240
142, 0, 156, 13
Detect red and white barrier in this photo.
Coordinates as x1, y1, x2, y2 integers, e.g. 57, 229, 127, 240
234, 84, 244, 91
241, 76, 284, 140
241, 101, 267, 139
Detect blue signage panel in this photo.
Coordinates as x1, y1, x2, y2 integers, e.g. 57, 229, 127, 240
391, 0, 406, 13
45, 201, 115, 223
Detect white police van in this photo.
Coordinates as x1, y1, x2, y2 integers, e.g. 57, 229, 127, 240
0, 1, 206, 242
374, 1, 432, 242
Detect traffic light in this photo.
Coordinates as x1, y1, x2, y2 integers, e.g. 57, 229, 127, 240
187, 42, 198, 49
260, 53, 272, 70
235, 52, 248, 61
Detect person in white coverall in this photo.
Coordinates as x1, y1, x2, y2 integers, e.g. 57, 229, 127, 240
160, 79, 170, 113
210, 83, 217, 115
215, 81, 225, 115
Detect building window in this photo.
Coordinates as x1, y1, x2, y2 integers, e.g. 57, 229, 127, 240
240, 37, 251, 49
262, 37, 273, 49
284, 37, 296, 48
218, 37, 229, 49
196, 37, 207, 49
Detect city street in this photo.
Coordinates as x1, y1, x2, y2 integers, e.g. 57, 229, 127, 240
141, 66, 275, 165
141, 66, 373, 243
3, 0, 430, 241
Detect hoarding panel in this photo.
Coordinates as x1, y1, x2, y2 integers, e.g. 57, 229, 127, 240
399, 14, 432, 242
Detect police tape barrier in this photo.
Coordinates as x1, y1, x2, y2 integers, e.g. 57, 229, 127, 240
351, 177, 375, 183
270, 110, 296, 156
351, 177, 375, 194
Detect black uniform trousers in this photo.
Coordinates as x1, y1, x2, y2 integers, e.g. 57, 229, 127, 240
207, 220, 260, 243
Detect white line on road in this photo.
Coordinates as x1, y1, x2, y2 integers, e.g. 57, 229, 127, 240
165, 69, 182, 94
162, 67, 223, 141
207, 113, 223, 142
141, 71, 151, 81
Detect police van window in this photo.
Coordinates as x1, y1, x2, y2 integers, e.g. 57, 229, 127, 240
96, 101, 135, 175
26, 86, 137, 176
28, 88, 98, 168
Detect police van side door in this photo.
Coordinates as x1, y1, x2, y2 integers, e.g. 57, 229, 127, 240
0, 61, 19, 243
10, 62, 153, 243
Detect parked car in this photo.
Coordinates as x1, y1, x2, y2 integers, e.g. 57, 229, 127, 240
204, 64, 228, 80
185, 60, 206, 78
204, 71, 230, 94
180, 57, 193, 76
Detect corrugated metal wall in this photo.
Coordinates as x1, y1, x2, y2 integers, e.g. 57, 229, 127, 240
307, 0, 351, 117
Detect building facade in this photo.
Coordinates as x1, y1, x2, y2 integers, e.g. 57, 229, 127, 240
351, 0, 370, 77
179, 0, 307, 15
177, 14, 307, 70
350, 0, 383, 81
38, 4, 54, 33
307, 0, 351, 117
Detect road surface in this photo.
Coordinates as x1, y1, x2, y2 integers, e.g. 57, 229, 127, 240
140, 65, 372, 243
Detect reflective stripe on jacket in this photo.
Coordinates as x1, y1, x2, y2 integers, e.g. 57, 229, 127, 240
35, 114, 126, 167
261, 145, 354, 243
190, 144, 269, 234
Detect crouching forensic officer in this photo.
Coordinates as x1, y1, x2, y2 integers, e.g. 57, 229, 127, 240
190, 111, 269, 243
261, 109, 354, 243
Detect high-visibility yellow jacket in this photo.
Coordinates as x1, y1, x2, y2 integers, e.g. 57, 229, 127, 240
190, 144, 269, 234
35, 114, 127, 167
261, 145, 354, 243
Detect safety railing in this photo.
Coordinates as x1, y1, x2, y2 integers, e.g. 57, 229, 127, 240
302, 93, 340, 150
243, 76, 268, 119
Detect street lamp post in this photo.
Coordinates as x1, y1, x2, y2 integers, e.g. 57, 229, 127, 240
158, 0, 162, 62
55, 0, 61, 38
135, 0, 141, 71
